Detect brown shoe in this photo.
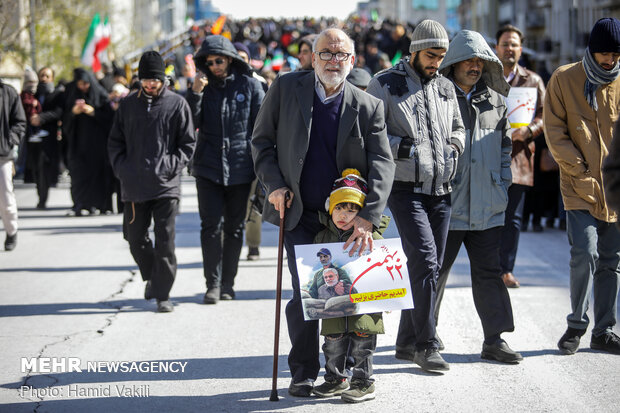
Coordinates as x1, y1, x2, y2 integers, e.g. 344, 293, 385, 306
502, 272, 520, 288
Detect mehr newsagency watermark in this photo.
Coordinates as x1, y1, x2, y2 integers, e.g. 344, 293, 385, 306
18, 357, 188, 399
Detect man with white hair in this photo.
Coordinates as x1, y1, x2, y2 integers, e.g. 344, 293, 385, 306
252, 28, 394, 397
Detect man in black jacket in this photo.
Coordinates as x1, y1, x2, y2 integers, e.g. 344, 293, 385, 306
108, 51, 196, 313
0, 78, 26, 251
186, 35, 265, 304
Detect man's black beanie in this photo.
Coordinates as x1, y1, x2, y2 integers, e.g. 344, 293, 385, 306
589, 17, 620, 53
138, 51, 166, 82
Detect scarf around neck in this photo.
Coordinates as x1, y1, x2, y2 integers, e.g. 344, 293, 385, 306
582, 47, 620, 111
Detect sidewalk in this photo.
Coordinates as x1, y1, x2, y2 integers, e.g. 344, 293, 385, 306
0, 177, 619, 412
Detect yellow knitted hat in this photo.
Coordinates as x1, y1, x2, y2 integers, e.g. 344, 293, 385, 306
327, 168, 369, 215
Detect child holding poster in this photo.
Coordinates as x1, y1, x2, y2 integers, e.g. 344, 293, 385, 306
311, 169, 390, 403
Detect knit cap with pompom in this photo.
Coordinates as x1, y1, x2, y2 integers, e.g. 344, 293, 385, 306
325, 168, 369, 215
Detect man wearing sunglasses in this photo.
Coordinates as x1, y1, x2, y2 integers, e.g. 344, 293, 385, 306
252, 28, 394, 397
187, 35, 265, 305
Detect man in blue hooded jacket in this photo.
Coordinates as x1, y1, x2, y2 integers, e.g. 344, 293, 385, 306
186, 35, 265, 304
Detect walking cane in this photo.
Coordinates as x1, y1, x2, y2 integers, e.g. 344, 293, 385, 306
270, 191, 289, 402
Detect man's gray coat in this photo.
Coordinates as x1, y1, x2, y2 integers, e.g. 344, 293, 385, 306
251, 71, 394, 231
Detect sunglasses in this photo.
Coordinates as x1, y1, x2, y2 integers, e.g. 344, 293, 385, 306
206, 58, 226, 67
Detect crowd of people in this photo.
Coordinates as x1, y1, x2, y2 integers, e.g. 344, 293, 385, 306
1, 13, 619, 404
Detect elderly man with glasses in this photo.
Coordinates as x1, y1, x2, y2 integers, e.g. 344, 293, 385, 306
252, 27, 394, 397
186, 35, 265, 305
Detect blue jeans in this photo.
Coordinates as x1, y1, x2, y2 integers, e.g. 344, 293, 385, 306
389, 191, 451, 350
283, 209, 324, 383
566, 210, 620, 336
323, 332, 376, 384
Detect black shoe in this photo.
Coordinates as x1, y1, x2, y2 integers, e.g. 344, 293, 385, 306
558, 327, 586, 355
203, 288, 220, 304
4, 232, 17, 251
144, 281, 153, 300
545, 218, 555, 229
437, 334, 445, 351
288, 379, 313, 397
156, 300, 173, 312
395, 344, 415, 361
36, 202, 46, 210
413, 348, 449, 372
220, 289, 235, 300
533, 223, 543, 232
590, 332, 620, 354
247, 247, 260, 261
312, 378, 348, 397
481, 338, 523, 363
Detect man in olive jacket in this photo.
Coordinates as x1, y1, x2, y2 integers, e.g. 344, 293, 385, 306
603, 120, 620, 220
252, 28, 394, 397
544, 18, 620, 355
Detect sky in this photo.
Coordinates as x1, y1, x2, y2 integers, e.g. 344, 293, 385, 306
209, 0, 362, 20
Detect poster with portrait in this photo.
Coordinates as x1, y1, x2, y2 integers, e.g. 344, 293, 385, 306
294, 238, 414, 321
506, 87, 537, 128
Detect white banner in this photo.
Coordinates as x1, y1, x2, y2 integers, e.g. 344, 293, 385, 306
295, 238, 414, 321
506, 87, 537, 128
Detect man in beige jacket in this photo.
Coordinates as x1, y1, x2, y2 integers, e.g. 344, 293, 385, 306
544, 17, 620, 355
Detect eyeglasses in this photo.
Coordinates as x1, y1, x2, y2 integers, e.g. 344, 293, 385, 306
206, 58, 226, 66
318, 51, 352, 62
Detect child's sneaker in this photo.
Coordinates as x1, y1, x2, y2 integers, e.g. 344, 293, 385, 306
341, 379, 375, 403
312, 378, 348, 397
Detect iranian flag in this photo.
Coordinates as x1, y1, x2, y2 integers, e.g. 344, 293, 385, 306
80, 13, 111, 73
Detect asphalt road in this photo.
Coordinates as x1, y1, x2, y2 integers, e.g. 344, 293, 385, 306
1, 177, 618, 412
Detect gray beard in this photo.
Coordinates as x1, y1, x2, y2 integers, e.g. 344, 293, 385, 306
316, 67, 350, 90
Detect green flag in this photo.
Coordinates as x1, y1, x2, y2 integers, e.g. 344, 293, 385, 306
391, 50, 403, 66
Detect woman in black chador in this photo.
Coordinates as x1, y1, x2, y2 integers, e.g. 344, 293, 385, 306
62, 68, 115, 215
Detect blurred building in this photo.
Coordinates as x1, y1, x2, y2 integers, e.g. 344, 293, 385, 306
110, 0, 188, 56
459, 0, 620, 72
373, 0, 460, 26
189, 0, 220, 20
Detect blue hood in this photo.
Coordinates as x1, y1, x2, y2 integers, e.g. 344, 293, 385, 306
193, 35, 252, 81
